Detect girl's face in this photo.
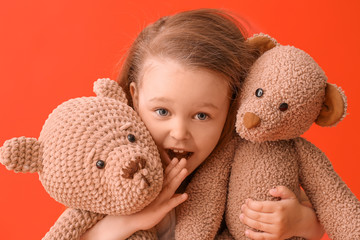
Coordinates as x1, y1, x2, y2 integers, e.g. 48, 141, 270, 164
130, 58, 230, 175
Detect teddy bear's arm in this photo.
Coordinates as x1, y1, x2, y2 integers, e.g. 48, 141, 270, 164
175, 136, 238, 240
0, 136, 42, 173
295, 137, 360, 240
42, 208, 106, 240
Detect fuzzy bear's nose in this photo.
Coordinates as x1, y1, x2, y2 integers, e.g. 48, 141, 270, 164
121, 157, 147, 179
243, 112, 261, 129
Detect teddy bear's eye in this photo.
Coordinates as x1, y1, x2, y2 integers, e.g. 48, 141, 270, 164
96, 160, 106, 169
127, 134, 136, 143
279, 103, 288, 111
255, 88, 264, 97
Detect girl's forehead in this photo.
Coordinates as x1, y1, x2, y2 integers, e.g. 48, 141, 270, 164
139, 57, 230, 92
136, 58, 230, 108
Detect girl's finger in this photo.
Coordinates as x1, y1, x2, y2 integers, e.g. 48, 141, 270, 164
134, 192, 188, 231
244, 229, 277, 240
163, 158, 179, 186
239, 212, 273, 233
162, 193, 188, 212
241, 203, 273, 224
298, 188, 313, 208
163, 158, 187, 186
160, 168, 188, 200
269, 186, 297, 200
164, 158, 179, 175
245, 199, 280, 213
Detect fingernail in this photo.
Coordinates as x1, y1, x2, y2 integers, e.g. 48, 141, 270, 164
270, 187, 277, 194
245, 230, 249, 236
241, 204, 246, 211
239, 214, 244, 221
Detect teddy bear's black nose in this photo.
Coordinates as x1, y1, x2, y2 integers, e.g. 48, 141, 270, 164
121, 157, 146, 179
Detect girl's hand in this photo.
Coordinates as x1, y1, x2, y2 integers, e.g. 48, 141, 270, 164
81, 158, 188, 240
239, 186, 324, 240
129, 157, 188, 231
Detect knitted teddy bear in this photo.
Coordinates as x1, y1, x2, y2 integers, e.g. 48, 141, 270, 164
225, 34, 360, 240
0, 78, 163, 240
174, 35, 360, 240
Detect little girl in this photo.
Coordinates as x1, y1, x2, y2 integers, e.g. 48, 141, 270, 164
82, 9, 324, 240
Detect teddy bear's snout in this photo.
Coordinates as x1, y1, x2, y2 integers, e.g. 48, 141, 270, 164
243, 112, 261, 129
121, 157, 150, 186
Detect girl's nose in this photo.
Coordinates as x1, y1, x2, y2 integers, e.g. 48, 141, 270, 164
169, 119, 190, 140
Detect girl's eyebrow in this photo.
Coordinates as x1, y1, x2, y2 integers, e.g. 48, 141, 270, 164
149, 97, 174, 103
195, 102, 219, 110
150, 97, 218, 110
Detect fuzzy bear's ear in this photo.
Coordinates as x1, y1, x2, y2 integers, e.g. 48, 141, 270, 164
246, 33, 278, 55
93, 78, 128, 104
315, 83, 347, 127
0, 137, 42, 173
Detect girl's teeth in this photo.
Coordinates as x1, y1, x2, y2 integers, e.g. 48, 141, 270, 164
167, 149, 193, 160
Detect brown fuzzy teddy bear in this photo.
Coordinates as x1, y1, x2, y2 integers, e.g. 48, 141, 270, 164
0, 78, 163, 240
174, 35, 359, 240
225, 34, 360, 239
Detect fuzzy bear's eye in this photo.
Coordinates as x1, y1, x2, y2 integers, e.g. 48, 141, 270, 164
96, 160, 106, 169
127, 134, 136, 143
279, 103, 288, 111
255, 88, 264, 97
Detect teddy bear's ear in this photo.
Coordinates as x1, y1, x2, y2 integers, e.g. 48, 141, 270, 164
93, 78, 128, 104
246, 33, 279, 55
0, 137, 42, 173
315, 83, 347, 127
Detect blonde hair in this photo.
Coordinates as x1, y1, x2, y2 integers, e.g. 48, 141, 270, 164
117, 8, 259, 153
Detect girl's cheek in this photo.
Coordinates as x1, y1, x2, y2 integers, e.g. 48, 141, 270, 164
148, 122, 167, 144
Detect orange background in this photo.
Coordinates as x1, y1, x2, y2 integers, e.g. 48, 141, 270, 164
0, 1, 359, 239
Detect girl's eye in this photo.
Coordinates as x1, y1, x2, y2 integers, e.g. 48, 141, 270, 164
155, 108, 169, 116
195, 112, 208, 120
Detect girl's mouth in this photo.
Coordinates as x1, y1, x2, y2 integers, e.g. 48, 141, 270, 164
166, 149, 193, 160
